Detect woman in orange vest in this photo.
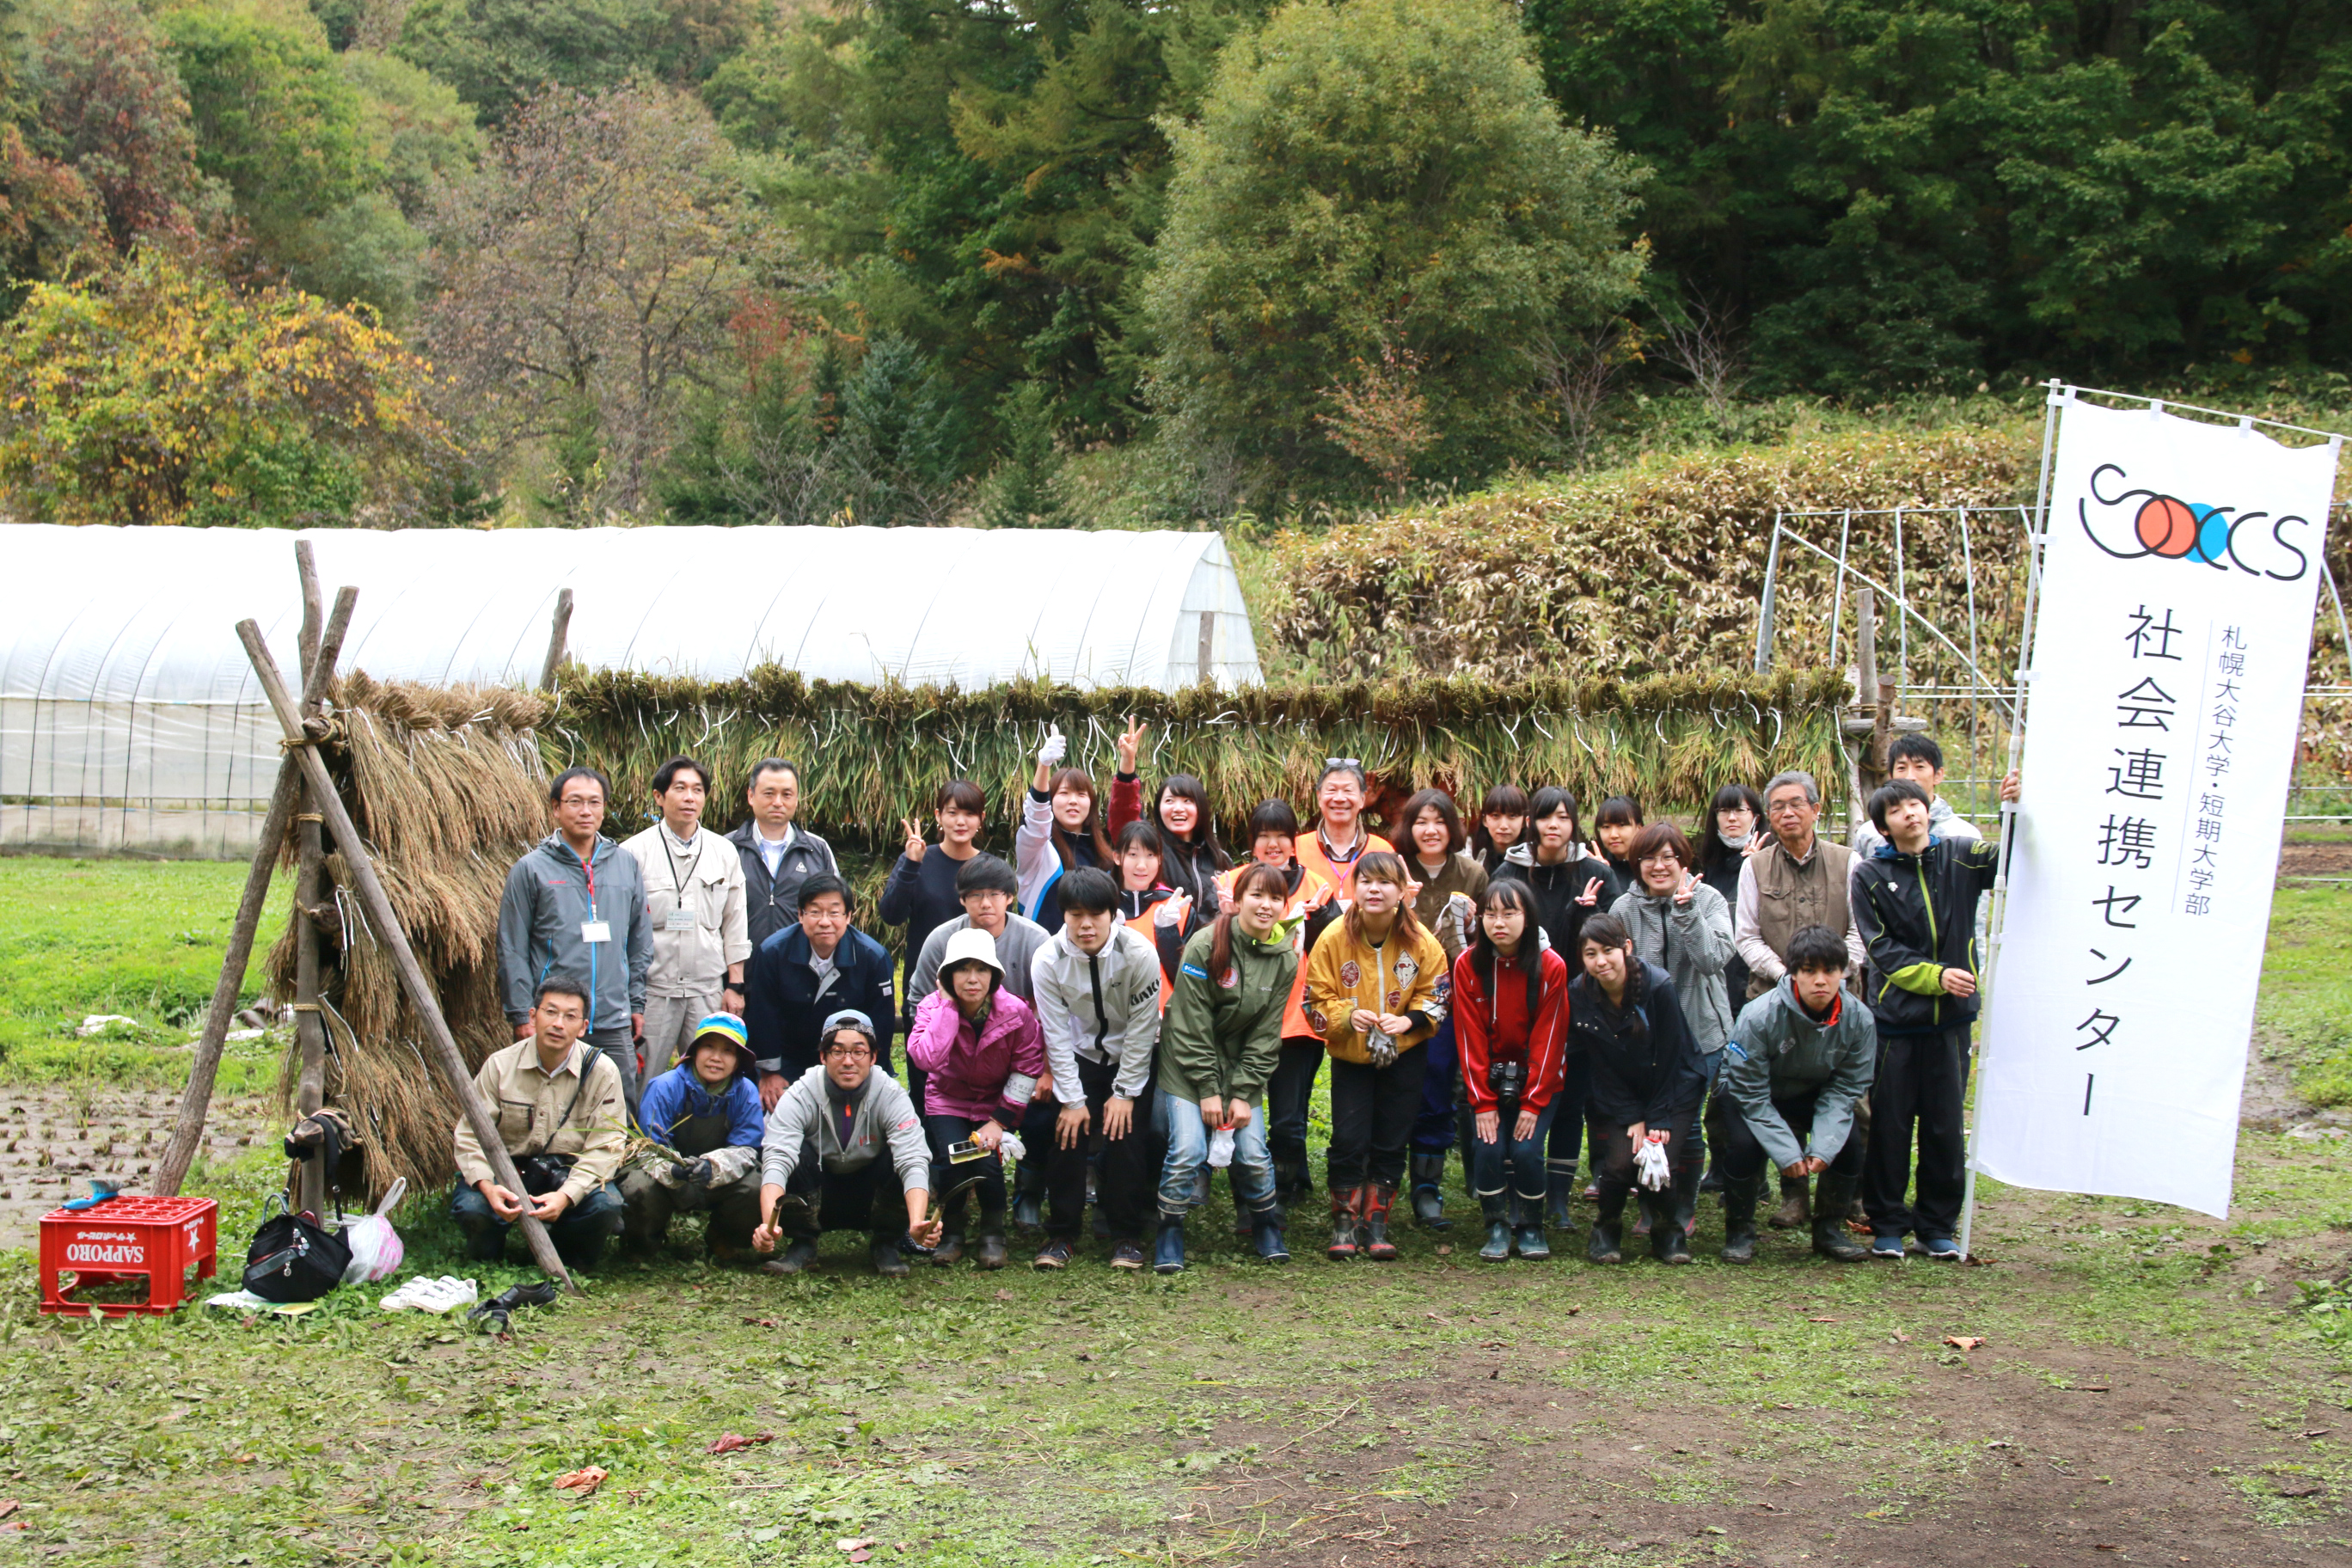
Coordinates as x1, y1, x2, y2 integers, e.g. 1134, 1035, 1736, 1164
1216, 799, 1341, 1206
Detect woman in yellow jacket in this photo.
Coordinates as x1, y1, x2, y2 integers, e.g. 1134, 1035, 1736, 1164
1302, 850, 1449, 1261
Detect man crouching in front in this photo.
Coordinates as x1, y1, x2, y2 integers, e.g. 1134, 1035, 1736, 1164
751, 1009, 941, 1277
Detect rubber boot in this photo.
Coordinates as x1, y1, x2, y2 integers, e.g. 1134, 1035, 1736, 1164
1511, 1192, 1550, 1260
1478, 1194, 1510, 1262
974, 1208, 1011, 1271
1011, 1160, 1045, 1231
1587, 1215, 1623, 1265
1645, 1193, 1692, 1265
870, 1238, 910, 1278
1233, 1169, 1253, 1240
1410, 1151, 1450, 1229
1809, 1174, 1870, 1262
1274, 1153, 1300, 1207
761, 1237, 818, 1276
1699, 1160, 1724, 1195
1672, 1155, 1701, 1240
1327, 1186, 1363, 1260
1769, 1173, 1810, 1229
1364, 1182, 1400, 1261
1155, 1215, 1185, 1275
1252, 1210, 1290, 1263
1718, 1173, 1761, 1264
1546, 1180, 1577, 1231
929, 1229, 965, 1267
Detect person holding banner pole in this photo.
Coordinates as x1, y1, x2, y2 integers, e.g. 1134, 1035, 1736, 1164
1852, 775, 2018, 1261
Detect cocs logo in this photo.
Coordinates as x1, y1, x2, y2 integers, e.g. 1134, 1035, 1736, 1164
2079, 463, 2313, 581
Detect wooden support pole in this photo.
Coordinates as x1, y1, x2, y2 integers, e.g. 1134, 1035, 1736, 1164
292, 549, 330, 1217
156, 587, 359, 1198
539, 588, 573, 692
236, 619, 578, 1290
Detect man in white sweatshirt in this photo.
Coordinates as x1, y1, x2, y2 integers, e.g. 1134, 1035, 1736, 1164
1028, 867, 1165, 1270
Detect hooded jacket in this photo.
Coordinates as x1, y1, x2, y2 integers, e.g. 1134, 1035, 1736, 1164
1568, 961, 1709, 1130
907, 987, 1044, 1124
1301, 915, 1449, 1066
1030, 923, 1164, 1102
1608, 881, 1737, 1057
1489, 842, 1622, 963
622, 824, 750, 996
743, 925, 897, 1080
496, 833, 652, 1033
1851, 830, 2001, 1035
1159, 922, 1296, 1106
1451, 946, 1571, 1113
1718, 979, 1877, 1172
758, 1063, 929, 1188
726, 820, 840, 951
1847, 794, 1981, 863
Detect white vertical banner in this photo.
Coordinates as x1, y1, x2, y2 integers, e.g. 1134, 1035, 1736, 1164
1975, 396, 2337, 1217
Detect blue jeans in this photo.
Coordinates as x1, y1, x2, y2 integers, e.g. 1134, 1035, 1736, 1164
1410, 1016, 1460, 1155
1156, 1088, 1277, 1222
450, 1178, 623, 1270
1470, 1100, 1557, 1204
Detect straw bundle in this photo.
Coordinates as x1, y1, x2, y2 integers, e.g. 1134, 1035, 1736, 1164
268, 673, 551, 1197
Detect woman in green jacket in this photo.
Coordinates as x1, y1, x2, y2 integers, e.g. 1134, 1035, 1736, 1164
1155, 861, 1296, 1274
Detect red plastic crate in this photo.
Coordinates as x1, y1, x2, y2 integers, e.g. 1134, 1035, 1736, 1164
39, 1195, 218, 1317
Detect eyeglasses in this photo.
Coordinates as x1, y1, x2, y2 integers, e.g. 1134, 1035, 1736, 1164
1638, 852, 1682, 867
823, 1043, 874, 1059
1323, 757, 1361, 769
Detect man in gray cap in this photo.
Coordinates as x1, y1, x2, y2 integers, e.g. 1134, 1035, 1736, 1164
752, 1008, 940, 1277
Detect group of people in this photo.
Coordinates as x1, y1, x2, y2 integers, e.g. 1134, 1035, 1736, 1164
457, 725, 2019, 1278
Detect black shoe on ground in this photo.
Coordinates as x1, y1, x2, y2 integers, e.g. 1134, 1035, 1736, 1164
1110, 1238, 1146, 1270
1587, 1221, 1623, 1265
871, 1240, 910, 1277
1032, 1239, 1075, 1271
974, 1232, 1011, 1270
760, 1238, 818, 1276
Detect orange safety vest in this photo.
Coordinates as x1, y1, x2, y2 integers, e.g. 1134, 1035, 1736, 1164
1293, 828, 1393, 902
1218, 859, 1339, 1043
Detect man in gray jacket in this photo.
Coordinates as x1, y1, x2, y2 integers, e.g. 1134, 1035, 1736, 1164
1713, 924, 1876, 1265
1028, 867, 1164, 1269
752, 1010, 940, 1277
497, 767, 653, 1117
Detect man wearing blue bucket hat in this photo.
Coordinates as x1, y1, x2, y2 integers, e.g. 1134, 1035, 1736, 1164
620, 1012, 766, 1262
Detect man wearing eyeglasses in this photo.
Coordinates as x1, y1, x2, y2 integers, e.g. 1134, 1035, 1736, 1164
751, 1009, 940, 1277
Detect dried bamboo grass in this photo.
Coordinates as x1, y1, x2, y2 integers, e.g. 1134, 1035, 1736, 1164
549, 669, 1847, 855
269, 673, 550, 1197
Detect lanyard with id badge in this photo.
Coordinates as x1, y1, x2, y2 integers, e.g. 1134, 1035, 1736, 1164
580, 856, 611, 944
662, 831, 703, 933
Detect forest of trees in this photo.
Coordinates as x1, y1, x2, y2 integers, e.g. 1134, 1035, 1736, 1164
0, 0, 2346, 527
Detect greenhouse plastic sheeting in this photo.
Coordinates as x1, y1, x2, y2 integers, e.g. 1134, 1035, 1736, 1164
0, 524, 1260, 856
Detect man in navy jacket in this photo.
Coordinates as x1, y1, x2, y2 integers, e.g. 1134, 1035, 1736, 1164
744, 874, 896, 1111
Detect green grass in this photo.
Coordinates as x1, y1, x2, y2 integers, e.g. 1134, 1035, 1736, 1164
0, 855, 287, 1092
2259, 886, 2352, 1107
3, 860, 2350, 1565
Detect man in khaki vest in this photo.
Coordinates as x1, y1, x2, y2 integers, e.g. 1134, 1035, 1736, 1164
1732, 769, 1868, 1229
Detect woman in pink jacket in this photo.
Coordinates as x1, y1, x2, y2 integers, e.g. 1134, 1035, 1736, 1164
907, 927, 1045, 1270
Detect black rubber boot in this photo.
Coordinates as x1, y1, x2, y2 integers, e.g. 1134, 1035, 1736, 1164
1546, 1180, 1577, 1231
1769, 1173, 1810, 1228
974, 1207, 1011, 1271
1810, 1174, 1870, 1263
1645, 1194, 1692, 1265
1719, 1173, 1760, 1264
870, 1238, 910, 1277
1011, 1161, 1045, 1231
1409, 1151, 1450, 1229
1478, 1194, 1510, 1262
1511, 1192, 1550, 1260
1586, 1218, 1622, 1265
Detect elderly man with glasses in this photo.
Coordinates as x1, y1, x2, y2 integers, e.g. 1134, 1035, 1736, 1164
751, 1009, 940, 1277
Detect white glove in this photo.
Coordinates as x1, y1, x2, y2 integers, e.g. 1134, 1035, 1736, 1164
1634, 1136, 1672, 1192
999, 1131, 1027, 1164
1037, 725, 1067, 769
1206, 1127, 1235, 1168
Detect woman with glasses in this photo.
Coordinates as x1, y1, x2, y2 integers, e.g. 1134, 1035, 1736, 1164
1609, 821, 1735, 1241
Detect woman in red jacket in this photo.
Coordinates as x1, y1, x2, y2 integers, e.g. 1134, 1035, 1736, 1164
1452, 881, 1571, 1262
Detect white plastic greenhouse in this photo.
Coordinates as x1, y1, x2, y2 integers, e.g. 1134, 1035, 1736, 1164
1, 524, 1261, 855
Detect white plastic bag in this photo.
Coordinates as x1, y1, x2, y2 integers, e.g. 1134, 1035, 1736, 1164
1206, 1128, 1235, 1168
340, 1177, 407, 1283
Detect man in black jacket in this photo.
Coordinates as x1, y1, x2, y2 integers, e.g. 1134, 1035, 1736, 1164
728, 758, 841, 951
1568, 913, 1708, 1266
744, 874, 896, 1112
1851, 773, 2018, 1261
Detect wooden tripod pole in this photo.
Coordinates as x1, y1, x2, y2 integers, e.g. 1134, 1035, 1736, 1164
236, 619, 579, 1290
156, 587, 359, 1197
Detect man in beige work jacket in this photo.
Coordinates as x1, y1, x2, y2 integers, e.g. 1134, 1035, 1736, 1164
625, 756, 751, 1088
